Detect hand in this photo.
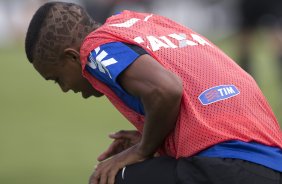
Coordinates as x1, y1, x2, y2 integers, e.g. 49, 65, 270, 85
97, 130, 142, 161
89, 143, 149, 184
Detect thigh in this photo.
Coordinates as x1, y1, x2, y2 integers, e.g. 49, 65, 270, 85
115, 156, 177, 184
177, 157, 281, 184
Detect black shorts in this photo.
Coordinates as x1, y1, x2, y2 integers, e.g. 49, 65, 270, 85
115, 156, 282, 184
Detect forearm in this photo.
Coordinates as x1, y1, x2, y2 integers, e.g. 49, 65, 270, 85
137, 85, 182, 157
117, 54, 183, 157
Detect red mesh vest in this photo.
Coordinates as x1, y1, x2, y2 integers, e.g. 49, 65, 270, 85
80, 10, 282, 158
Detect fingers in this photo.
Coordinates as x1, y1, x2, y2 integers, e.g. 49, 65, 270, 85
88, 169, 99, 184
99, 169, 119, 184
109, 130, 141, 140
108, 169, 119, 184
99, 173, 107, 184
97, 139, 124, 161
91, 144, 148, 184
89, 162, 120, 184
97, 130, 142, 162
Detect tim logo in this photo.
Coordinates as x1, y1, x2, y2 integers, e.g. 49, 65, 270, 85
198, 85, 240, 105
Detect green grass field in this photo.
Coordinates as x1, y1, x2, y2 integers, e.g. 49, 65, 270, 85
0, 34, 281, 184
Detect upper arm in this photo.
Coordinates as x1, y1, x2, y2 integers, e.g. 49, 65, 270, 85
86, 42, 183, 113
117, 54, 183, 99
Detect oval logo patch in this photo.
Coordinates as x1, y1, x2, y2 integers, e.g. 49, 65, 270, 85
198, 85, 240, 105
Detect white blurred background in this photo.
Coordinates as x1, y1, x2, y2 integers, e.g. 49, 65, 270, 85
0, 0, 240, 47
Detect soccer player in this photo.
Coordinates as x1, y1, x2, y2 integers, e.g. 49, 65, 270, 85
25, 2, 282, 184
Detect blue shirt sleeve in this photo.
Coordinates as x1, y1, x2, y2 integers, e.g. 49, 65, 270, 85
85, 42, 146, 115
87, 42, 142, 84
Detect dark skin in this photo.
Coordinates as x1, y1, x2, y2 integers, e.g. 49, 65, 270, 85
33, 48, 103, 98
33, 44, 183, 184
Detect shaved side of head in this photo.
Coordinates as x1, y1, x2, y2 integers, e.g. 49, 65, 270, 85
25, 2, 100, 64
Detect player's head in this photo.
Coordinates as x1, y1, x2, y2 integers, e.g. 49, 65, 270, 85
25, 1, 103, 98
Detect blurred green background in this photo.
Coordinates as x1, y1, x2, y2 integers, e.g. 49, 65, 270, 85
1, 1, 282, 184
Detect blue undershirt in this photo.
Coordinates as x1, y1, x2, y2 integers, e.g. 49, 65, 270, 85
198, 141, 282, 172
86, 41, 282, 172
86, 42, 145, 115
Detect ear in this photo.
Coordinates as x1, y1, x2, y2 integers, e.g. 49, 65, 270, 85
63, 48, 81, 65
